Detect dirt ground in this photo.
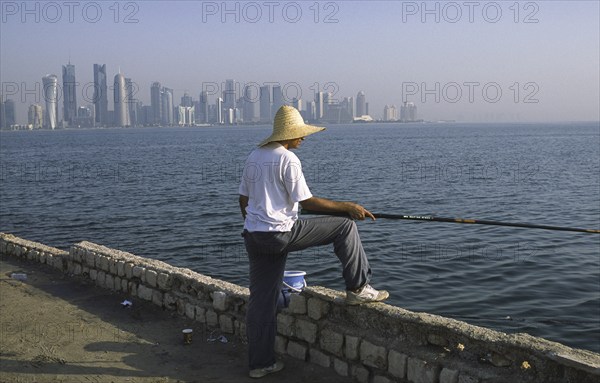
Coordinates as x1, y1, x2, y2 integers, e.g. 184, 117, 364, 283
0, 256, 353, 383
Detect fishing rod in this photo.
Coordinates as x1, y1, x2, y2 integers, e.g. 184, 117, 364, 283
300, 210, 600, 234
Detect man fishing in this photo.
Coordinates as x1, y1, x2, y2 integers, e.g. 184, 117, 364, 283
239, 105, 389, 378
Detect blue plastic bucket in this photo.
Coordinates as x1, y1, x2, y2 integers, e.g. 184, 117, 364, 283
277, 271, 307, 310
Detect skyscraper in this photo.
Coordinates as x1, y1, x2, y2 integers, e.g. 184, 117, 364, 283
243, 85, 257, 123
42, 74, 59, 129
125, 78, 137, 126
62, 62, 77, 124
259, 85, 271, 123
150, 82, 162, 125
181, 93, 193, 107
272, 85, 285, 117
384, 105, 398, 121
315, 92, 324, 121
4, 99, 16, 126
93, 64, 108, 125
113, 73, 130, 127
178, 106, 195, 126
28, 104, 43, 129
224, 79, 236, 110
161, 87, 173, 125
198, 90, 209, 124
0, 96, 6, 129
400, 102, 417, 122
216, 97, 223, 124
356, 91, 366, 117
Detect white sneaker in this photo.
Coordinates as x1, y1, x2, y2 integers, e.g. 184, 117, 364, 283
249, 361, 285, 378
346, 284, 389, 305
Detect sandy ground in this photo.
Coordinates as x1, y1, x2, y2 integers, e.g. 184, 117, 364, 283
0, 256, 352, 383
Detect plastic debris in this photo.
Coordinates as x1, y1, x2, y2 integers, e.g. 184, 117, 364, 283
207, 330, 228, 343
10, 273, 27, 281
121, 300, 133, 308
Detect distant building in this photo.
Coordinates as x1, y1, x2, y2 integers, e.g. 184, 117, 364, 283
161, 87, 174, 125
181, 93, 193, 107
93, 64, 108, 125
400, 102, 417, 122
141, 105, 153, 126
4, 99, 16, 126
341, 97, 353, 120
356, 91, 366, 117
73, 105, 95, 128
42, 74, 59, 129
314, 92, 324, 121
198, 91, 209, 124
0, 96, 5, 129
125, 78, 137, 126
216, 97, 223, 124
383, 105, 398, 121
28, 104, 43, 129
304, 100, 316, 121
243, 85, 257, 123
113, 73, 130, 127
178, 106, 195, 126
320, 102, 353, 123
224, 79, 236, 110
272, 85, 285, 117
150, 82, 162, 125
62, 62, 77, 124
292, 98, 303, 112
259, 85, 271, 123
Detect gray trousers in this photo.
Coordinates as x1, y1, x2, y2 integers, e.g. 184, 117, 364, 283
243, 216, 372, 369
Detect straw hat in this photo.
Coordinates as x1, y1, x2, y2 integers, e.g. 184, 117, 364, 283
258, 105, 325, 146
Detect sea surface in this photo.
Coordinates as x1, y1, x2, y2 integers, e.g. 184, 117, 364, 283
1, 122, 599, 353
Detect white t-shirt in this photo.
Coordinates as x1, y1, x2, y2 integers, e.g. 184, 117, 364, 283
239, 143, 313, 232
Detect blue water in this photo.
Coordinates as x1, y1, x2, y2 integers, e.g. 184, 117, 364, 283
1, 122, 599, 352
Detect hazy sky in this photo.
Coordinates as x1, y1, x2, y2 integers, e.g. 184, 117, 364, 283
1, 0, 599, 123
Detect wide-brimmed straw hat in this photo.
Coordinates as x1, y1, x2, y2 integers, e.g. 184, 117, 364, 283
258, 105, 325, 146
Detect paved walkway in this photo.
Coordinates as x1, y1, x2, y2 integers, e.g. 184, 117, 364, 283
0, 256, 352, 383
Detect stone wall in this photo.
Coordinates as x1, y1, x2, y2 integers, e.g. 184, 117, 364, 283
1, 232, 599, 383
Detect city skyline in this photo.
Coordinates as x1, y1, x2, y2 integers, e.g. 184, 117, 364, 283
1, 59, 418, 128
1, 1, 599, 125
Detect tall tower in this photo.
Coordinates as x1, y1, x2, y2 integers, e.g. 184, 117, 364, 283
4, 99, 16, 126
224, 79, 236, 110
93, 64, 108, 125
0, 96, 6, 129
198, 90, 209, 123
356, 91, 366, 117
243, 85, 256, 123
259, 85, 271, 123
272, 85, 284, 117
113, 72, 130, 127
315, 92, 324, 120
28, 104, 43, 129
42, 74, 59, 129
62, 62, 77, 124
150, 82, 162, 125
181, 92, 193, 107
216, 97, 223, 124
125, 78, 137, 126
161, 87, 173, 125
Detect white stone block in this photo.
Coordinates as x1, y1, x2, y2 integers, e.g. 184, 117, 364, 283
212, 291, 227, 311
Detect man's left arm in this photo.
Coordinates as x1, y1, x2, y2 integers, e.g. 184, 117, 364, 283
239, 195, 249, 219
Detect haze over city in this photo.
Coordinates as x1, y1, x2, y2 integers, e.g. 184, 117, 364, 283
1, 0, 599, 124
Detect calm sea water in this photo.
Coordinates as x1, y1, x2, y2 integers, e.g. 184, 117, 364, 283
1, 122, 599, 352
